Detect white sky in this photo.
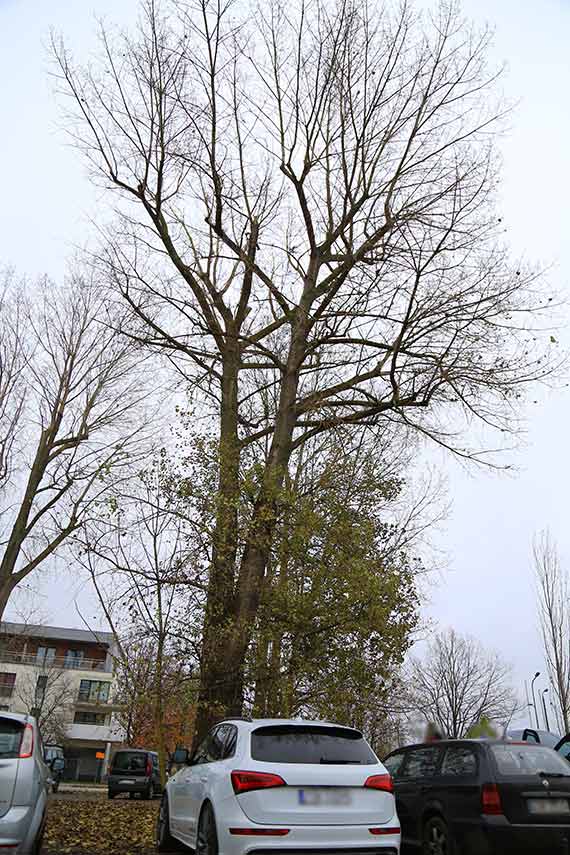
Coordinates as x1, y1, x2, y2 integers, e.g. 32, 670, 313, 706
1, 0, 569, 731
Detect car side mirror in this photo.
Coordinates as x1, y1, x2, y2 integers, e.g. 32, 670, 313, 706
171, 747, 191, 766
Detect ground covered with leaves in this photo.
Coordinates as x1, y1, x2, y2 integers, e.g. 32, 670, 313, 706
43, 792, 159, 854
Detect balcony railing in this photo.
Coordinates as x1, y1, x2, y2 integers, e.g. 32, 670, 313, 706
77, 692, 111, 705
0, 650, 111, 673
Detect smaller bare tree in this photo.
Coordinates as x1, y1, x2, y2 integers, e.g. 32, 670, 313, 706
0, 267, 150, 618
76, 471, 199, 783
15, 660, 75, 745
408, 628, 518, 738
534, 530, 570, 733
0, 620, 75, 744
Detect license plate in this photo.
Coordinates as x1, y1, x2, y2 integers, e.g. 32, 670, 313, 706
298, 789, 352, 806
527, 798, 570, 815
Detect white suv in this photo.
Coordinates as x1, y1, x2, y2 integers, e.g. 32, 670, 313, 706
157, 718, 400, 854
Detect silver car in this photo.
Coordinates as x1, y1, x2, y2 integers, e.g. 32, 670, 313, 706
0, 713, 49, 853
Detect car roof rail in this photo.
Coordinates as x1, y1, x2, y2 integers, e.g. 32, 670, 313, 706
214, 715, 252, 724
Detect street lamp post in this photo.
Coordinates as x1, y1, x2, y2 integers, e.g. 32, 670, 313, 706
542, 689, 551, 732
531, 672, 541, 730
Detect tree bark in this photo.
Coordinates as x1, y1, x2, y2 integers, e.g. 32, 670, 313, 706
194, 301, 312, 741
193, 335, 242, 743
0, 580, 14, 622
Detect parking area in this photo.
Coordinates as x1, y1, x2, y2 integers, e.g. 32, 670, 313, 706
42, 791, 159, 855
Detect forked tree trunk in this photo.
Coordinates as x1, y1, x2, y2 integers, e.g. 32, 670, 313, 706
193, 340, 242, 743
194, 306, 311, 742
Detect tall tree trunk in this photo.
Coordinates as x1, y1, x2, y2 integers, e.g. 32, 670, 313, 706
0, 580, 14, 621
194, 339, 241, 743
195, 309, 311, 741
154, 640, 167, 787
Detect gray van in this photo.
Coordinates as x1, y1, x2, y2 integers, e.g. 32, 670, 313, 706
108, 748, 161, 800
0, 713, 49, 853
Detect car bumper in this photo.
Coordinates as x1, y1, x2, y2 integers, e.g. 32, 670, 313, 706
109, 778, 150, 794
0, 805, 38, 853
453, 816, 570, 855
218, 823, 400, 855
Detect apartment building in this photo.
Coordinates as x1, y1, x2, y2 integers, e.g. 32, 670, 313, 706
0, 621, 125, 781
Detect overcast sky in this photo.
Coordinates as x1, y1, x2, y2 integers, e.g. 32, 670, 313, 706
1, 0, 569, 731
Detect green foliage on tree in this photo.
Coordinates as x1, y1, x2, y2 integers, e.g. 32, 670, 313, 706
247, 439, 422, 749
465, 716, 499, 740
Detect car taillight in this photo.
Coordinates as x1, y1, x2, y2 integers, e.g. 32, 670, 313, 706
364, 774, 393, 793
19, 724, 34, 759
482, 783, 503, 815
231, 770, 286, 795
146, 759, 152, 776
369, 827, 401, 835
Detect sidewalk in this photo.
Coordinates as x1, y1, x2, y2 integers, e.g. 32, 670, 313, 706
59, 783, 107, 793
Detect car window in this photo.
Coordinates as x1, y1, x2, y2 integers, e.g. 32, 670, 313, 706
491, 744, 570, 777
251, 725, 377, 765
209, 726, 227, 761
384, 752, 405, 778
194, 726, 226, 764
401, 747, 441, 779
220, 724, 237, 759
192, 735, 210, 765
112, 752, 147, 771
523, 729, 540, 744
441, 746, 477, 776
0, 718, 23, 759
557, 740, 570, 763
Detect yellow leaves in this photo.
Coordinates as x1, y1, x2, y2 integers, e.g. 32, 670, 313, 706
44, 795, 158, 854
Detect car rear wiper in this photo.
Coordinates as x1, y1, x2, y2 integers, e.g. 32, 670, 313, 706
538, 771, 568, 778
319, 758, 360, 764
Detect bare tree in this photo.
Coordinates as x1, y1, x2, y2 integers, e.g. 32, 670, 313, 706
534, 530, 570, 733
408, 628, 518, 738
54, 0, 558, 739
76, 472, 198, 783
15, 660, 75, 745
0, 268, 148, 617
0, 619, 75, 744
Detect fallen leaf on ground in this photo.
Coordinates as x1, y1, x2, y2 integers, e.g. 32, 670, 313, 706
43, 794, 159, 854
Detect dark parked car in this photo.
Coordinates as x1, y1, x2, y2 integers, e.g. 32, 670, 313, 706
108, 749, 161, 800
384, 739, 570, 854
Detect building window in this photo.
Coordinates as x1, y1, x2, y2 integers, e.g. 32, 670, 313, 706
74, 711, 108, 726
35, 675, 48, 706
64, 650, 84, 670
0, 673, 16, 699
0, 705, 9, 712
36, 647, 56, 666
78, 680, 110, 704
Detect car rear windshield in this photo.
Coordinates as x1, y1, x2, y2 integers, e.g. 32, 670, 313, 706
0, 719, 24, 759
111, 751, 147, 771
250, 725, 378, 765
491, 744, 570, 777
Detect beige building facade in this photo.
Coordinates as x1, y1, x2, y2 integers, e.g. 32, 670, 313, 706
0, 622, 124, 781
